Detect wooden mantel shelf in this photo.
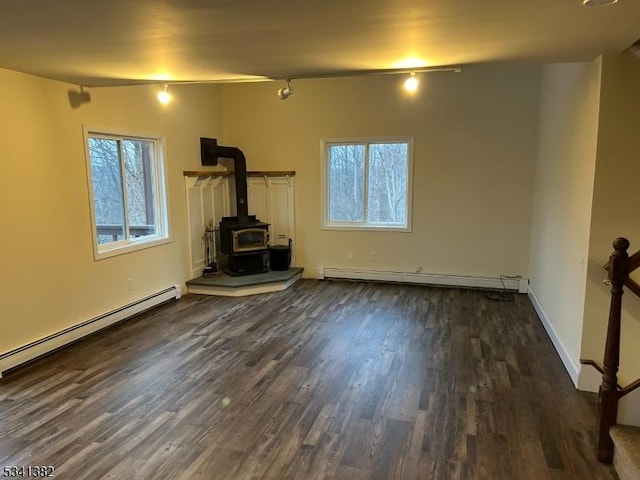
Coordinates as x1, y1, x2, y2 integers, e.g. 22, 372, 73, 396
183, 170, 296, 177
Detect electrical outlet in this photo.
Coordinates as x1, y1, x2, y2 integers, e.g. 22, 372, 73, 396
369, 252, 376, 262
348, 251, 354, 261
127, 278, 134, 291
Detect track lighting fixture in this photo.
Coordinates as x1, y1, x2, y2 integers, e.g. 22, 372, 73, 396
404, 72, 419, 93
67, 85, 91, 109
157, 84, 171, 104
277, 79, 294, 100
271, 66, 459, 100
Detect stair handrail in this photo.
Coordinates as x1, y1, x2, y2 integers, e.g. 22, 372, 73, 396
580, 237, 640, 463
619, 377, 640, 398
579, 360, 640, 398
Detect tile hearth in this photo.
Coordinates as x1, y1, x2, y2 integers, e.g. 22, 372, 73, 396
186, 267, 303, 297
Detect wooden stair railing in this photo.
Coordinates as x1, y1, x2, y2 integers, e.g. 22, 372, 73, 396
581, 237, 640, 463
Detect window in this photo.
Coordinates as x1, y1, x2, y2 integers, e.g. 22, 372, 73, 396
322, 137, 413, 231
84, 127, 169, 259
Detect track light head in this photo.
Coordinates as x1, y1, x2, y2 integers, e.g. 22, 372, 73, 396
157, 84, 171, 104
404, 73, 419, 93
277, 79, 294, 100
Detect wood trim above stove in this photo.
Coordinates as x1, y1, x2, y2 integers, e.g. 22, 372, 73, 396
183, 170, 296, 177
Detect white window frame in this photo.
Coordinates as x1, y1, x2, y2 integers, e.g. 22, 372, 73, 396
83, 126, 170, 260
321, 136, 413, 232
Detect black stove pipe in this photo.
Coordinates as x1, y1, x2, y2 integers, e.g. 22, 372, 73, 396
200, 138, 249, 223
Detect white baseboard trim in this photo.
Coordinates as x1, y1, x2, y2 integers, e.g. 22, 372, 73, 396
527, 286, 580, 387
0, 284, 181, 378
317, 267, 528, 292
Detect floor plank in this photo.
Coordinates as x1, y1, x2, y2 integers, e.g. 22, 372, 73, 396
0, 280, 618, 479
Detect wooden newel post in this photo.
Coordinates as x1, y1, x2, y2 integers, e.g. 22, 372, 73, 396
596, 237, 630, 463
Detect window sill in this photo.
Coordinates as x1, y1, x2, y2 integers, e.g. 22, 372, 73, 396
94, 236, 171, 260
321, 224, 411, 233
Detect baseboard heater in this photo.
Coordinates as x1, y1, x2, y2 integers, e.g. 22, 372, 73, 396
0, 284, 182, 378
316, 267, 528, 293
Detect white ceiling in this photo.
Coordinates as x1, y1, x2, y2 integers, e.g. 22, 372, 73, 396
0, 0, 638, 86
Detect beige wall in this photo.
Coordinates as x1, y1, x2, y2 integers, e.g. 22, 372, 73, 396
0, 68, 222, 355
220, 66, 541, 278
528, 60, 601, 382
582, 52, 640, 390
2, 53, 638, 416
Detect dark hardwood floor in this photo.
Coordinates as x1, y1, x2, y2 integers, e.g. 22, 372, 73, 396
0, 280, 618, 479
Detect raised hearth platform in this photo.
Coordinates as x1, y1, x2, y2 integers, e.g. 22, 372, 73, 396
186, 267, 303, 297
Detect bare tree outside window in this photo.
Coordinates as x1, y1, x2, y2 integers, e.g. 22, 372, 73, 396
123, 140, 156, 236
328, 144, 365, 222
368, 143, 408, 225
324, 139, 412, 230
85, 129, 168, 258
88, 138, 125, 243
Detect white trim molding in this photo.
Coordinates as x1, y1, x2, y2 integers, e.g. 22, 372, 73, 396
527, 286, 580, 387
0, 285, 181, 378
83, 126, 170, 260
317, 267, 528, 292
320, 136, 414, 233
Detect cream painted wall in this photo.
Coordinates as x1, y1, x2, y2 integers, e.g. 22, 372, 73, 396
582, 52, 640, 392
220, 66, 540, 279
528, 61, 601, 384
0, 68, 222, 355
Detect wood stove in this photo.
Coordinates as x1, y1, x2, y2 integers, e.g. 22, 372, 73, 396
219, 215, 269, 276
201, 138, 270, 276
